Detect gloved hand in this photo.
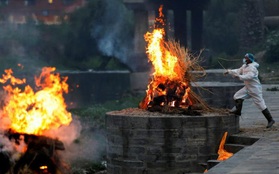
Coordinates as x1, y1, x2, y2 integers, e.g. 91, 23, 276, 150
223, 70, 229, 75
234, 75, 240, 80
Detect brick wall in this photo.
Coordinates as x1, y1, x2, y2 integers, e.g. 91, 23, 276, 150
106, 110, 239, 173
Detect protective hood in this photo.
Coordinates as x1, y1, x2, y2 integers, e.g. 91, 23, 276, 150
245, 53, 255, 62
250, 62, 259, 68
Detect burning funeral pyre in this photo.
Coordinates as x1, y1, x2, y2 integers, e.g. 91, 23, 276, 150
139, 6, 209, 114
0, 67, 74, 174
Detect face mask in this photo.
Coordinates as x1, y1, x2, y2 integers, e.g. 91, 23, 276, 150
243, 58, 246, 64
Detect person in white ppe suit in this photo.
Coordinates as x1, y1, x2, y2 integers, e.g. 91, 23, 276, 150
224, 53, 275, 128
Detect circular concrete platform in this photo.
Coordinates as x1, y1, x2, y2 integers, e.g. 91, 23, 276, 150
106, 108, 239, 174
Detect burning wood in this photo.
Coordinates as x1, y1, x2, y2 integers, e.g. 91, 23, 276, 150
139, 5, 209, 114
0, 66, 75, 173
0, 130, 67, 174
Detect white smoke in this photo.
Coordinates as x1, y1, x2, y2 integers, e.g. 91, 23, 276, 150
0, 133, 14, 153
43, 116, 82, 146
0, 133, 27, 163
61, 129, 106, 163
91, 0, 134, 67
58, 115, 106, 169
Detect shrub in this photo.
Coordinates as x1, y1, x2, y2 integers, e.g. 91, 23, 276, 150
265, 30, 279, 63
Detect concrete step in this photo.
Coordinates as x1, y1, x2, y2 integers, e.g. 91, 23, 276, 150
202, 135, 259, 171
199, 153, 219, 170
207, 159, 221, 169
224, 143, 246, 154
227, 135, 259, 145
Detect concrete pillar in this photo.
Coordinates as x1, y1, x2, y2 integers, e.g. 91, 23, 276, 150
133, 10, 148, 54
191, 9, 203, 52
173, 8, 187, 47
127, 9, 150, 72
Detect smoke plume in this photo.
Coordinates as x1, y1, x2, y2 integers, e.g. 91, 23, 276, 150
91, 0, 134, 69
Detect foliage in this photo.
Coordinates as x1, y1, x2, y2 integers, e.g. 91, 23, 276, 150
36, 24, 70, 67
265, 30, 279, 63
209, 52, 243, 69
63, 0, 134, 70
0, 23, 52, 73
0, 24, 39, 53
0, 0, 134, 71
70, 94, 143, 129
71, 160, 106, 174
64, 1, 99, 66
204, 0, 242, 55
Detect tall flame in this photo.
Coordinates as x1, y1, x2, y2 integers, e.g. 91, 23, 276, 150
139, 5, 192, 110
217, 132, 233, 161
0, 67, 72, 135
144, 29, 184, 80
144, 6, 186, 81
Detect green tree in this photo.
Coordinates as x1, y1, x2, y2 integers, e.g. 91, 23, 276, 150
37, 23, 70, 66
265, 30, 279, 63
204, 0, 242, 55
64, 0, 134, 70
64, 1, 99, 68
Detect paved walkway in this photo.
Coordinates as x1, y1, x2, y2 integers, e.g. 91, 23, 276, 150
206, 84, 279, 174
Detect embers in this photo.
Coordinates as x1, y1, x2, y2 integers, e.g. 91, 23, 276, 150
148, 105, 201, 115
145, 80, 201, 115
0, 130, 67, 174
151, 80, 189, 106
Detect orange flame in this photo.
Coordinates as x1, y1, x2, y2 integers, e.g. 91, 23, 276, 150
139, 5, 192, 109
144, 6, 185, 81
217, 132, 233, 161
0, 67, 72, 135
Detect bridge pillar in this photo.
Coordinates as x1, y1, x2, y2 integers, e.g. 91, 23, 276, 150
191, 8, 203, 52
133, 10, 148, 54
173, 8, 187, 47
124, 0, 209, 71
127, 9, 150, 71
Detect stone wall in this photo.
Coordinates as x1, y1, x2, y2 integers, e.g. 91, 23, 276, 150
106, 110, 239, 174
60, 71, 130, 108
